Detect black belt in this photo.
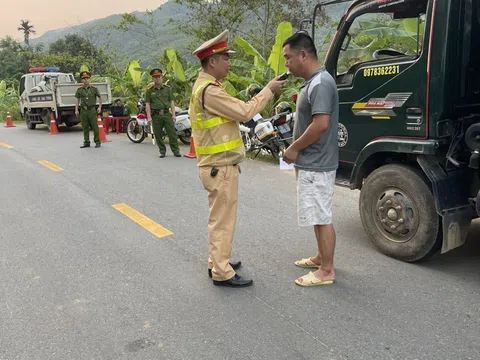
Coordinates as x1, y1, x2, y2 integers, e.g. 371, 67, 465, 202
151, 108, 169, 115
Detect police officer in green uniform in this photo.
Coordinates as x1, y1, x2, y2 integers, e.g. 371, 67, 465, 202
75, 71, 102, 148
145, 68, 181, 158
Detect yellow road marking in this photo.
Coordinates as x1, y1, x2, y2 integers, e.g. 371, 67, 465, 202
0, 142, 14, 148
112, 203, 174, 239
38, 160, 64, 172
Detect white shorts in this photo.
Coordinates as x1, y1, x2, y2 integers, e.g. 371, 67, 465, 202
296, 169, 336, 226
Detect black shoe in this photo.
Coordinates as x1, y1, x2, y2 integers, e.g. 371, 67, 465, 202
208, 261, 241, 278
174, 153, 181, 157
159, 153, 166, 158
213, 274, 253, 287
80, 144, 90, 148
95, 143, 101, 148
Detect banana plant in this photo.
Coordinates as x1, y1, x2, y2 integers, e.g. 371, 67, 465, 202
268, 22, 293, 76
165, 49, 186, 82
0, 80, 20, 121
105, 60, 152, 114
228, 22, 299, 116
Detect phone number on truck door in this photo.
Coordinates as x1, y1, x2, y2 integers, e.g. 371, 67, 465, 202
363, 65, 400, 77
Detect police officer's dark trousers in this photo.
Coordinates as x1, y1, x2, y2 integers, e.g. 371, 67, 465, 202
151, 113, 180, 154
80, 108, 100, 145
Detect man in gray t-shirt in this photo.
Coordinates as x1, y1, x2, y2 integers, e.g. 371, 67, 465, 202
293, 66, 339, 172
282, 31, 339, 288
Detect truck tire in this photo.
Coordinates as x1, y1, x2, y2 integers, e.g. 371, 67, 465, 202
25, 111, 36, 130
359, 163, 441, 262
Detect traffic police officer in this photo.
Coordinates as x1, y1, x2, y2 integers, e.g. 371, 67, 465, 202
190, 29, 285, 287
145, 68, 181, 158
75, 71, 102, 148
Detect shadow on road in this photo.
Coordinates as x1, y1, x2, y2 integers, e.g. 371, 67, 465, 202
420, 219, 480, 279
33, 125, 84, 133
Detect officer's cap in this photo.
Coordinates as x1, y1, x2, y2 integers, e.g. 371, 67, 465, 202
150, 68, 163, 77
192, 29, 235, 62
80, 71, 91, 79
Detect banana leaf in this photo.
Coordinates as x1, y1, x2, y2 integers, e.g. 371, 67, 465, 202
0, 80, 6, 97
402, 19, 418, 33
360, 27, 416, 38
127, 60, 142, 89
166, 48, 186, 82
234, 37, 267, 70
226, 71, 255, 88
268, 22, 293, 76
230, 59, 262, 72
184, 65, 201, 81
222, 80, 237, 97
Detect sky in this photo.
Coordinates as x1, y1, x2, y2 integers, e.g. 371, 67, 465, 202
1, 0, 168, 40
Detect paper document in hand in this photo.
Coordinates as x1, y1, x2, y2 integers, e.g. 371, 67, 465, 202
280, 158, 295, 171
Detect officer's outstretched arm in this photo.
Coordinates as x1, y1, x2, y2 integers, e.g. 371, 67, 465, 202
202, 85, 273, 122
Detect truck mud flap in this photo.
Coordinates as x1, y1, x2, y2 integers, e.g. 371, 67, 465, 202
417, 155, 474, 254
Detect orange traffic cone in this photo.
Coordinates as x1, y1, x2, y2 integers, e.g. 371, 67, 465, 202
184, 136, 197, 159
97, 115, 111, 143
4, 112, 16, 128
49, 111, 59, 135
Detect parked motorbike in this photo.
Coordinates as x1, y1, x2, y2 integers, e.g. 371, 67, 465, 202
126, 110, 192, 145
240, 111, 293, 159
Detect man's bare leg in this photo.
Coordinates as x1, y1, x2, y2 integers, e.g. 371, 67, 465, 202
312, 224, 336, 281
308, 226, 323, 266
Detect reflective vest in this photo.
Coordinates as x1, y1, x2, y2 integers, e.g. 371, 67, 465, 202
189, 79, 245, 167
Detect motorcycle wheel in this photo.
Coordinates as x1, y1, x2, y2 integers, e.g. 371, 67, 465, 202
178, 129, 191, 145
242, 132, 252, 151
126, 119, 146, 143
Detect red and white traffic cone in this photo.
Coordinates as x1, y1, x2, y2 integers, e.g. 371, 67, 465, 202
97, 115, 111, 143
4, 112, 16, 128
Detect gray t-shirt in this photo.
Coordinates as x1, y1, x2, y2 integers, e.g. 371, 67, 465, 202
293, 66, 339, 172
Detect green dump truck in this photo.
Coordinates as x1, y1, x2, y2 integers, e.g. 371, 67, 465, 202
302, 0, 480, 261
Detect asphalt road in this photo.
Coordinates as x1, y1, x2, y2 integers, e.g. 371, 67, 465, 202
0, 123, 479, 360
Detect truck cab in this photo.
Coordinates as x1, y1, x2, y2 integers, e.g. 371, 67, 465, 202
303, 0, 480, 261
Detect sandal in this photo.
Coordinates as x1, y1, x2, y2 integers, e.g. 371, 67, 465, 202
294, 272, 334, 287
294, 257, 321, 269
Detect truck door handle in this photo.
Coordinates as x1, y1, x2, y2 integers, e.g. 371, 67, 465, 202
406, 107, 423, 125
406, 107, 422, 115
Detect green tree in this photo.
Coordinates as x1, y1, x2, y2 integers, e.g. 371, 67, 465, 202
170, 0, 322, 57
18, 20, 36, 48
0, 36, 28, 80
48, 34, 114, 75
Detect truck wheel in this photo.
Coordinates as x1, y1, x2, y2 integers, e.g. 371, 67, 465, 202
359, 163, 441, 262
25, 113, 36, 130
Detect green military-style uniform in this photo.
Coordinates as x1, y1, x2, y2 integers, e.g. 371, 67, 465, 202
75, 71, 101, 147
145, 68, 180, 156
